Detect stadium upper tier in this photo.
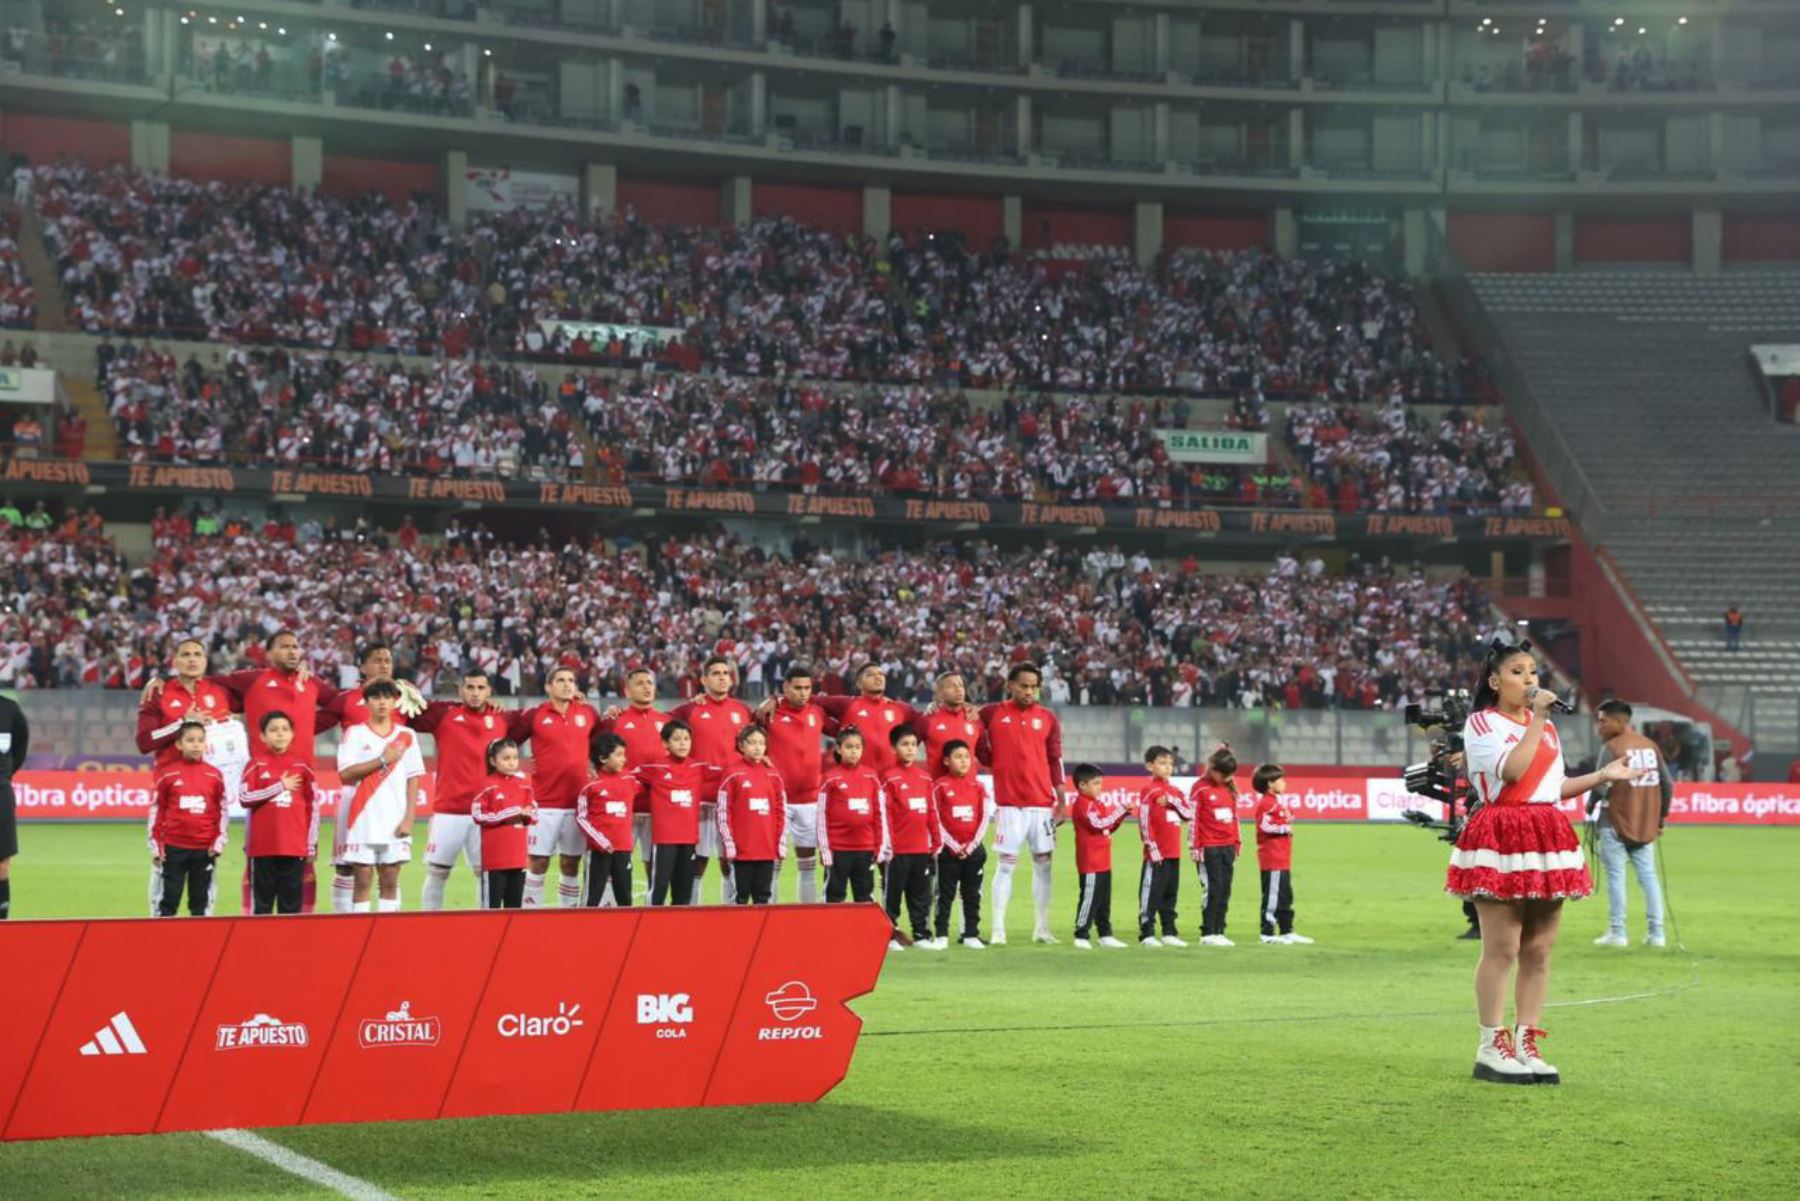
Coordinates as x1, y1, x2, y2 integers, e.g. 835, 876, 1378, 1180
5, 1, 1798, 205
0, 514, 1490, 711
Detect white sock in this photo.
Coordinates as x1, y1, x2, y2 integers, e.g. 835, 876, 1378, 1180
557, 874, 582, 908
352, 900, 372, 914
331, 874, 354, 914
796, 854, 818, 903
992, 857, 1016, 934
598, 880, 616, 907
524, 871, 547, 908
1032, 857, 1054, 931
149, 865, 163, 917
421, 866, 450, 911
378, 896, 400, 913
719, 871, 737, 906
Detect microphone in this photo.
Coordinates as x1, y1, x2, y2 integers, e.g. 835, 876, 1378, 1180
1525, 686, 1575, 715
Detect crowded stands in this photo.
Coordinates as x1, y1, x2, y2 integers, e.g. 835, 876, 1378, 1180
3, 511, 1489, 712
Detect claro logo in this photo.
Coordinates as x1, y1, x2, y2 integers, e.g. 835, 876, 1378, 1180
496, 1002, 584, 1039
636, 993, 693, 1038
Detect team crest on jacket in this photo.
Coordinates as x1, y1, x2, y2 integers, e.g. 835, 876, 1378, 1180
1031, 718, 1042, 730
484, 715, 495, 729
730, 712, 742, 724
575, 714, 587, 728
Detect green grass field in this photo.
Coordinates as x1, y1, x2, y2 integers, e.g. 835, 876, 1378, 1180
3, 821, 1797, 1199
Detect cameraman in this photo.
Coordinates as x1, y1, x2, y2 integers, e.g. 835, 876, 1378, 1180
1444, 750, 1481, 940
1589, 701, 1671, 949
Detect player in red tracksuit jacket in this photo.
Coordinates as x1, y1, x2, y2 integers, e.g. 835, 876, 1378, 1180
1188, 745, 1245, 945
817, 664, 920, 780
716, 726, 789, 906
1137, 746, 1191, 947
881, 728, 942, 950
669, 656, 754, 903
931, 739, 993, 948
757, 665, 829, 904
633, 720, 725, 906
917, 671, 985, 779
412, 669, 525, 910
595, 667, 670, 886
149, 722, 228, 917
1070, 764, 1130, 947
471, 740, 538, 910
1252, 764, 1310, 945
977, 662, 1065, 945
239, 711, 319, 915
511, 669, 600, 909
817, 729, 888, 904
576, 734, 638, 907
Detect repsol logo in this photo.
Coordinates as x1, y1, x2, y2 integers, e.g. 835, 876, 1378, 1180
756, 1026, 824, 1041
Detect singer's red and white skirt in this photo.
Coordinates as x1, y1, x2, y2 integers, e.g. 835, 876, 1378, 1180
1445, 802, 1592, 901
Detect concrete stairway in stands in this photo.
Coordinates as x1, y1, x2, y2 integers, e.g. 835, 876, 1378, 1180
1470, 271, 1800, 753
13, 203, 66, 333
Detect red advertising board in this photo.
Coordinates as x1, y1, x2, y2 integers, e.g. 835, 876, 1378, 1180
0, 906, 891, 1142
14, 769, 1800, 826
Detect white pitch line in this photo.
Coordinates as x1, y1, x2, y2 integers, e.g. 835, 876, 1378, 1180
206, 1128, 399, 1201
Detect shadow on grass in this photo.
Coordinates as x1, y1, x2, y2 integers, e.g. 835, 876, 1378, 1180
276, 1101, 1064, 1189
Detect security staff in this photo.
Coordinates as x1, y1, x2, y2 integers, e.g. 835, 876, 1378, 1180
0, 692, 29, 918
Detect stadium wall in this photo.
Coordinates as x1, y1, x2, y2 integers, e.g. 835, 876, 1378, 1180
1574, 216, 1691, 266
0, 114, 129, 169
1446, 213, 1554, 273
321, 156, 442, 205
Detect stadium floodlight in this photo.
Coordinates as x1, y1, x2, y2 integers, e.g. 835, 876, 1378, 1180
1637, 27, 1647, 35
1678, 16, 1689, 25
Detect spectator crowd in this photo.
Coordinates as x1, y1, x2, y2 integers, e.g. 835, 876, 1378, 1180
3, 509, 1488, 715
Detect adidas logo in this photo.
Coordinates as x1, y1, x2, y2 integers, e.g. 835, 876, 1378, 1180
79, 1011, 147, 1057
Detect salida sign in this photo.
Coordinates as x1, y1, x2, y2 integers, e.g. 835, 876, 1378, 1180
0, 906, 891, 1142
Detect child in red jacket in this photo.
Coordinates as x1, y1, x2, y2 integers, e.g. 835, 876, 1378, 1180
818, 728, 886, 904
149, 721, 228, 917
881, 728, 942, 950
1070, 763, 1129, 948
239, 711, 319, 915
1137, 745, 1191, 947
576, 733, 637, 907
931, 739, 994, 949
1188, 744, 1244, 946
1253, 763, 1312, 945
717, 726, 789, 905
472, 739, 537, 910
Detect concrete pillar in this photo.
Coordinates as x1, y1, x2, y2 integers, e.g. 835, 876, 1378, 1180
1553, 211, 1574, 271
748, 71, 767, 135
1565, 21, 1583, 77
1132, 201, 1163, 268
1707, 110, 1726, 176
1288, 108, 1305, 169
583, 162, 617, 218
290, 135, 323, 191
144, 7, 179, 80
1567, 110, 1583, 174
1152, 102, 1170, 163
608, 56, 626, 123
1402, 206, 1428, 276
130, 119, 170, 174
722, 175, 752, 226
1273, 206, 1297, 256
1016, 3, 1033, 68
444, 149, 468, 230
1693, 208, 1722, 275
1152, 13, 1171, 74
884, 83, 902, 145
1015, 94, 1032, 157
751, 0, 768, 43
1421, 20, 1437, 85
863, 184, 892, 241
1289, 17, 1306, 81
1002, 194, 1022, 248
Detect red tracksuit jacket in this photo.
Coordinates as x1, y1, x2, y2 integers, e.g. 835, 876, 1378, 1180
413, 702, 521, 816
1254, 794, 1295, 871
932, 774, 991, 855
1140, 779, 1190, 863
1188, 780, 1244, 853
634, 757, 724, 846
1073, 791, 1129, 874
820, 694, 919, 779
817, 765, 889, 859
918, 705, 984, 779
136, 678, 235, 767
717, 761, 789, 862
977, 701, 1065, 807
471, 774, 537, 872
575, 772, 638, 854
149, 760, 228, 856
882, 765, 941, 856
668, 695, 753, 771
517, 699, 599, 809
239, 753, 319, 858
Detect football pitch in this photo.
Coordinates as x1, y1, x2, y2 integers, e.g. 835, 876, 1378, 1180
3, 822, 1796, 1199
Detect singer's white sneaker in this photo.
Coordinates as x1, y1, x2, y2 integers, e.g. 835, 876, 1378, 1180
1593, 931, 1629, 947
1161, 936, 1190, 948
1073, 938, 1093, 950
1473, 1027, 1536, 1085
1098, 936, 1128, 948
1515, 1025, 1560, 1085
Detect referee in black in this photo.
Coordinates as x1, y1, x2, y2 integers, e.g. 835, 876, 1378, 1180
0, 691, 26, 918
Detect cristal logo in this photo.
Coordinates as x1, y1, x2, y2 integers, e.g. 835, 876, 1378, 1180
497, 1002, 584, 1039
216, 1013, 309, 1051
358, 1001, 442, 1049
